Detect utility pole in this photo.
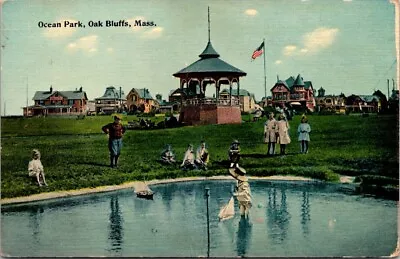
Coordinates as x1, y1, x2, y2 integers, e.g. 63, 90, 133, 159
119, 86, 122, 113
26, 76, 29, 108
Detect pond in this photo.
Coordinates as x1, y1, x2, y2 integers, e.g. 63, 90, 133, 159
1, 180, 398, 257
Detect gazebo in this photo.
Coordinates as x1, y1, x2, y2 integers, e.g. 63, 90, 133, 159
172, 10, 247, 125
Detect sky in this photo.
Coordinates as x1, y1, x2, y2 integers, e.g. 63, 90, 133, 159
1, 0, 397, 115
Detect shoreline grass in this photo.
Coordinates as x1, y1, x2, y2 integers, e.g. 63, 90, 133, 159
1, 114, 398, 199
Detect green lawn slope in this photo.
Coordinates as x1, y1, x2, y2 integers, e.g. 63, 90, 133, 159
1, 114, 398, 198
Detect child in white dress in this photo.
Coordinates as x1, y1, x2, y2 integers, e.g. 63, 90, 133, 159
297, 115, 311, 154
28, 149, 48, 186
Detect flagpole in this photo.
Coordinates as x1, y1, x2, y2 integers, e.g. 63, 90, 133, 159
263, 38, 267, 98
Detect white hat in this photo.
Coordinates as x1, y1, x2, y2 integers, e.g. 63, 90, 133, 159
228, 167, 248, 182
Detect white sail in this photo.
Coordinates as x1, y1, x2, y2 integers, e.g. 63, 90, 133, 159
218, 196, 235, 221
134, 182, 152, 193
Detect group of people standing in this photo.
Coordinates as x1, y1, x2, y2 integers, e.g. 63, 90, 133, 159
264, 112, 311, 155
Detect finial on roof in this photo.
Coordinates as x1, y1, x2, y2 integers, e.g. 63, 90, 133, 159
208, 6, 211, 42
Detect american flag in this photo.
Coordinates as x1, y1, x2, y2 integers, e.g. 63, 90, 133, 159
251, 42, 264, 60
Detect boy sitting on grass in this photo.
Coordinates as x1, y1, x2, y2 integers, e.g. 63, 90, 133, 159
28, 149, 48, 187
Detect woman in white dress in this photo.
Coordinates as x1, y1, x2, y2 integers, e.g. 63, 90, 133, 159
264, 112, 278, 156
297, 115, 311, 154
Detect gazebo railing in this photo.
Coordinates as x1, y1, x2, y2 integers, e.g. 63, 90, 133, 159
184, 98, 239, 106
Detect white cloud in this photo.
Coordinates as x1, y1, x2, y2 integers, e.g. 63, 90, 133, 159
141, 27, 164, 39
302, 27, 339, 53
128, 16, 146, 32
67, 35, 98, 53
244, 9, 258, 16
300, 48, 309, 53
43, 19, 78, 38
127, 16, 164, 39
275, 60, 282, 64
107, 47, 114, 53
283, 45, 297, 56
343, 0, 352, 2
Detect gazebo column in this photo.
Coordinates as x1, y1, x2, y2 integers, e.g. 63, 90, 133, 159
180, 79, 184, 106
216, 82, 220, 103
237, 79, 240, 106
229, 80, 232, 106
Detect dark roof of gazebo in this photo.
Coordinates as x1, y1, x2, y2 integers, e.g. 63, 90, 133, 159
173, 41, 246, 77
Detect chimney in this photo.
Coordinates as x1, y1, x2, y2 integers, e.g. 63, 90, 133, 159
50, 86, 53, 93
79, 86, 83, 92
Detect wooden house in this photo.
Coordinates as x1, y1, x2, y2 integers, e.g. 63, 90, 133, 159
23, 86, 88, 117
270, 74, 315, 111
95, 86, 126, 114
126, 88, 157, 113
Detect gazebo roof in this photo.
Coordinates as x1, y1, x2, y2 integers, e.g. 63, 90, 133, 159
173, 41, 246, 77
199, 41, 220, 58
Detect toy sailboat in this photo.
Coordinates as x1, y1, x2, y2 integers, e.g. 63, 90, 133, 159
218, 196, 235, 221
134, 182, 154, 200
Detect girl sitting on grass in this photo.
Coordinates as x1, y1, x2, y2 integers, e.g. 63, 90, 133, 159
28, 149, 48, 187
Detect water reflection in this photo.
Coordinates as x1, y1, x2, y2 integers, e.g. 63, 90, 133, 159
108, 196, 123, 253
301, 191, 311, 236
266, 188, 291, 244
28, 207, 44, 248
236, 216, 252, 257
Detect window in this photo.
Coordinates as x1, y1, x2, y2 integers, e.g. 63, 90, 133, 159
69, 100, 74, 105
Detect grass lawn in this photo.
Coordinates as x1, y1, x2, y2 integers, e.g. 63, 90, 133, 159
1, 113, 398, 199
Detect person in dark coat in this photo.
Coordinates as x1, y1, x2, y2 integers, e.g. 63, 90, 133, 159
102, 115, 126, 168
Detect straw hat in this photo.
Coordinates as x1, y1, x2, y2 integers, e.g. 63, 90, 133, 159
228, 167, 248, 182
114, 114, 122, 120
232, 139, 240, 145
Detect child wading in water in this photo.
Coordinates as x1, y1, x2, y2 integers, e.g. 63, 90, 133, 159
297, 115, 311, 154
28, 149, 48, 187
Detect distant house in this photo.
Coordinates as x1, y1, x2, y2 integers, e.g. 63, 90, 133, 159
259, 96, 273, 108
219, 88, 256, 112
126, 88, 157, 113
155, 94, 180, 114
270, 74, 315, 111
345, 94, 381, 113
388, 85, 399, 112
315, 87, 346, 113
23, 86, 88, 117
86, 100, 96, 115
372, 90, 388, 112
95, 86, 126, 114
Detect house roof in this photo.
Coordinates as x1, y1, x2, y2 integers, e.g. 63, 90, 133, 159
96, 86, 125, 100
293, 74, 305, 86
133, 88, 154, 100
32, 89, 87, 101
359, 95, 380, 102
220, 88, 252, 96
271, 75, 313, 91
173, 41, 246, 77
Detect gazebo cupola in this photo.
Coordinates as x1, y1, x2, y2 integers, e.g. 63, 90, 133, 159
172, 7, 246, 125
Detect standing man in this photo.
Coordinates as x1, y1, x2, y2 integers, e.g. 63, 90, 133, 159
264, 112, 277, 156
102, 115, 126, 168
